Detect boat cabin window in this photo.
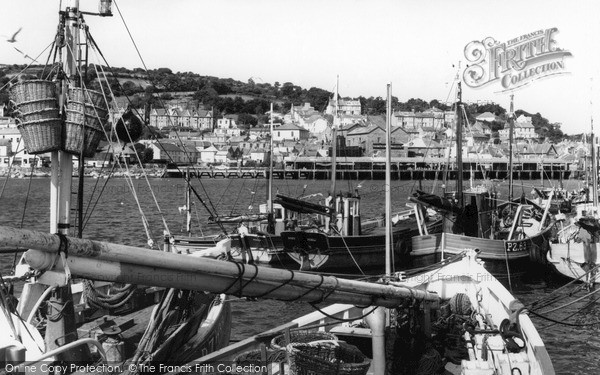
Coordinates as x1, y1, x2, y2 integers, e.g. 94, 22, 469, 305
274, 207, 283, 219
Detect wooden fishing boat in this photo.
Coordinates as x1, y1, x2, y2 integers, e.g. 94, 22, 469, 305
547, 187, 600, 283
280, 196, 442, 271
0, 226, 554, 374
194, 249, 554, 375
0, 0, 230, 371
279, 80, 442, 273
410, 90, 554, 281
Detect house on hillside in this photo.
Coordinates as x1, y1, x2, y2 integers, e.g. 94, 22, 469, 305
325, 98, 361, 116
0, 139, 12, 167
199, 145, 219, 163
273, 123, 309, 141
393, 108, 454, 129
250, 149, 267, 163
345, 123, 410, 155
149, 142, 189, 164
476, 112, 498, 123
291, 103, 319, 122
499, 114, 537, 140
298, 114, 329, 135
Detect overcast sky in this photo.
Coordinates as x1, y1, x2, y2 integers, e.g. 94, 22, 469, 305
2, 0, 599, 134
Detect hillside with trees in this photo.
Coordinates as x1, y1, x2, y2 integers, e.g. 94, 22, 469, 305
0, 63, 566, 140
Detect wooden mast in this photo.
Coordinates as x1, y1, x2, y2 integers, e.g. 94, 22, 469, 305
186, 167, 192, 236
45, 0, 86, 361
508, 94, 515, 201
0, 225, 441, 307
592, 117, 598, 208
267, 103, 274, 233
456, 82, 463, 207
385, 83, 393, 275
329, 75, 339, 197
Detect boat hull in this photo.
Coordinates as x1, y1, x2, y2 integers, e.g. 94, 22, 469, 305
547, 242, 600, 283
281, 227, 413, 271
411, 230, 552, 277
172, 233, 294, 267
193, 252, 554, 374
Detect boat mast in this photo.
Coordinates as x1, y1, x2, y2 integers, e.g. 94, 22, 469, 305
329, 75, 339, 197
45, 0, 86, 361
456, 82, 463, 207
186, 167, 192, 236
592, 117, 598, 208
508, 94, 515, 201
385, 83, 393, 275
267, 102, 274, 233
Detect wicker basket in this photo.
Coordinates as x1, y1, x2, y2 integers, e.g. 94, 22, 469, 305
9, 80, 57, 104
63, 121, 104, 158
232, 348, 286, 375
64, 88, 109, 157
21, 108, 61, 123
286, 341, 371, 375
271, 330, 338, 351
17, 119, 62, 154
14, 98, 58, 115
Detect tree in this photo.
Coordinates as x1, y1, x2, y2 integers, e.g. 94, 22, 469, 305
142, 148, 154, 163
238, 113, 258, 127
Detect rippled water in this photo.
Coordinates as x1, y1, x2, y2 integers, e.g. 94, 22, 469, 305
0, 175, 598, 373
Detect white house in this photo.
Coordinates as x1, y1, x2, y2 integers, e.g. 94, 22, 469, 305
0, 127, 41, 167
300, 114, 329, 135
250, 150, 267, 163
216, 117, 237, 129
325, 98, 361, 116
499, 114, 537, 140
272, 123, 309, 142
199, 145, 219, 163
0, 139, 12, 167
214, 150, 229, 164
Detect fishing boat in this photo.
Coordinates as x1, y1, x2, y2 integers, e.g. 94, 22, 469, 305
410, 89, 554, 282
547, 119, 600, 284
169, 107, 295, 267
0, 83, 553, 373
280, 79, 442, 272
0, 231, 555, 374
0, 0, 229, 370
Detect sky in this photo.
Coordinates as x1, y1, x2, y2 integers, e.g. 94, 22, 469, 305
1, 0, 599, 135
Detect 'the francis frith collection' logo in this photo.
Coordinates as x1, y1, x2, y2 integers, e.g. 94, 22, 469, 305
463, 28, 572, 92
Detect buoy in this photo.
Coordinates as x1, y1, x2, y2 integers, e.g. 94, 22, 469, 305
115, 109, 143, 142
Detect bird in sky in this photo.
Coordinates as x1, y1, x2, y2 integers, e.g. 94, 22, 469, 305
13, 46, 38, 63
2, 27, 22, 43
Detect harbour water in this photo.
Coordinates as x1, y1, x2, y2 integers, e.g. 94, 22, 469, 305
1, 176, 599, 373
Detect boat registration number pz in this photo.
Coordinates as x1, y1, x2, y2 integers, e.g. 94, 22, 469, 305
505, 242, 527, 252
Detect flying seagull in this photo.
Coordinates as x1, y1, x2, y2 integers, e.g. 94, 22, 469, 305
3, 27, 22, 43
13, 46, 38, 63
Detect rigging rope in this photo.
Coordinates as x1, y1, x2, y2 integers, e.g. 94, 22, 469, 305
105, 1, 228, 234
67, 42, 158, 246
329, 225, 366, 276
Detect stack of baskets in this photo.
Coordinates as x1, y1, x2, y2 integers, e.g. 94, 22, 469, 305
286, 341, 371, 375
64, 87, 109, 157
232, 347, 287, 375
9, 80, 61, 154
